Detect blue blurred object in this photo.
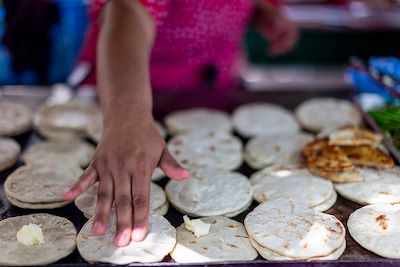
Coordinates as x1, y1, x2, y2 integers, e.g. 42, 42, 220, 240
0, 0, 88, 85
369, 57, 400, 81
347, 68, 395, 102
48, 0, 89, 84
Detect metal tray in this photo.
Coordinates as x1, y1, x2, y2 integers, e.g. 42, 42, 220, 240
0, 87, 398, 266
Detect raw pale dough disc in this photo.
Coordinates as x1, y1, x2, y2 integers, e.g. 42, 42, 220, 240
166, 167, 252, 217
170, 216, 258, 263
0, 101, 32, 136
167, 131, 242, 171
348, 204, 400, 259
77, 212, 176, 264
165, 108, 232, 135
0, 137, 20, 171
295, 97, 362, 133
251, 168, 334, 211
74, 182, 167, 218
244, 133, 313, 169
0, 213, 77, 266
244, 198, 346, 260
22, 140, 95, 167
250, 237, 346, 261
4, 163, 82, 205
34, 101, 101, 137
232, 103, 299, 138
334, 167, 400, 205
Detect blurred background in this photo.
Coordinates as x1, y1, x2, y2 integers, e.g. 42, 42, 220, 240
0, 0, 399, 91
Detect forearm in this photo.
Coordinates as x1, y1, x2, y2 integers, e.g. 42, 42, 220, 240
97, 0, 155, 124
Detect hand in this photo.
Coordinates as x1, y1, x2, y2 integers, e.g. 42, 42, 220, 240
64, 113, 189, 246
255, 2, 299, 56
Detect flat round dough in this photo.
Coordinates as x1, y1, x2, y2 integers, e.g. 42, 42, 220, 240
171, 216, 258, 263
77, 213, 176, 264
244, 133, 313, 169
334, 167, 400, 205
86, 120, 166, 143
0, 137, 20, 171
251, 168, 334, 210
34, 101, 101, 135
295, 98, 361, 133
250, 237, 345, 260
348, 204, 400, 259
165, 108, 232, 135
75, 182, 167, 218
22, 140, 95, 167
6, 195, 71, 209
155, 201, 169, 216
0, 213, 77, 266
151, 168, 165, 181
232, 103, 299, 138
244, 198, 346, 259
0, 101, 32, 136
166, 167, 252, 217
4, 163, 82, 204
167, 131, 242, 171
314, 190, 337, 212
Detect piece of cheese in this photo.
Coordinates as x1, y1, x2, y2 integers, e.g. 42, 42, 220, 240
17, 223, 45, 246
183, 215, 211, 238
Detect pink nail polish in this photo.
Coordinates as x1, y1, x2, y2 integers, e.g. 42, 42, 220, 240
93, 221, 102, 232
132, 230, 144, 242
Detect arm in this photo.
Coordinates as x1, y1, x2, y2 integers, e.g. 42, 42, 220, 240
64, 0, 189, 247
253, 0, 299, 56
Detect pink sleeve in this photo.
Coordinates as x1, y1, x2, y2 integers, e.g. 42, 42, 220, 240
89, 0, 170, 26
76, 0, 170, 85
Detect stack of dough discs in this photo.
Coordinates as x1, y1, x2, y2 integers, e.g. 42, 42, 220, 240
232, 103, 299, 138
22, 140, 95, 167
251, 168, 336, 211
334, 167, 400, 205
165, 108, 232, 135
0, 101, 32, 136
244, 133, 313, 169
295, 97, 362, 133
348, 204, 400, 259
0, 213, 77, 266
244, 198, 346, 261
151, 168, 165, 181
4, 163, 82, 209
170, 216, 258, 263
75, 182, 169, 218
167, 131, 242, 171
77, 213, 176, 264
86, 120, 167, 143
0, 137, 20, 171
34, 101, 101, 139
166, 167, 252, 217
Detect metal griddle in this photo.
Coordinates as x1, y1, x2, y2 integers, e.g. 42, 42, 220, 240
0, 87, 398, 267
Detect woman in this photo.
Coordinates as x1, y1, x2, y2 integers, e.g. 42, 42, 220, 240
64, 0, 298, 247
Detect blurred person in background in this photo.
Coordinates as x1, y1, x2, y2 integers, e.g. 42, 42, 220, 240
64, 0, 298, 247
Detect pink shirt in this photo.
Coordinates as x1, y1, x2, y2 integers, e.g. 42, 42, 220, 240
79, 0, 254, 91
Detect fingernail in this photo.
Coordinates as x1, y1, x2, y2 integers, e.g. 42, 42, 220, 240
92, 221, 103, 233
116, 232, 129, 246
63, 189, 72, 195
131, 230, 145, 242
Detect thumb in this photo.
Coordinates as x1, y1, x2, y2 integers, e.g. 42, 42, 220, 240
159, 148, 190, 180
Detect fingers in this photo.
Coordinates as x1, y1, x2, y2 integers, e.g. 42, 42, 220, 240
92, 166, 114, 236
114, 172, 133, 247
64, 166, 97, 200
159, 149, 190, 180
131, 169, 152, 242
